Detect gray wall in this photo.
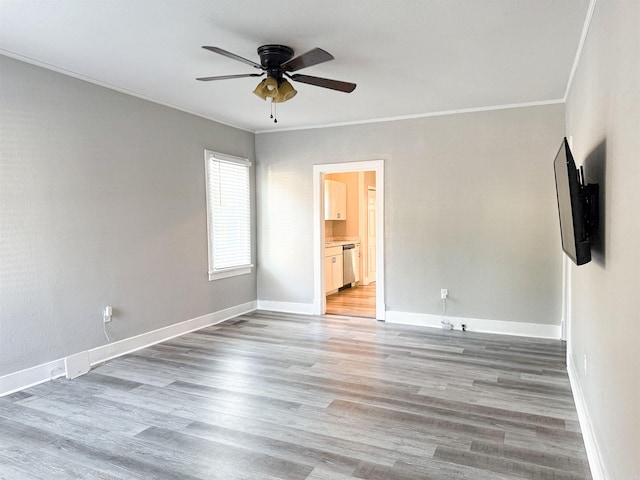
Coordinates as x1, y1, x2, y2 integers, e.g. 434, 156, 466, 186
0, 56, 256, 376
256, 104, 565, 325
565, 1, 640, 477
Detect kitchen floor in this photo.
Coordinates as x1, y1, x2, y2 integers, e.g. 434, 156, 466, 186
326, 282, 376, 318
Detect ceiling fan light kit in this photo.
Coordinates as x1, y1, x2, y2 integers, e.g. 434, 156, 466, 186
253, 77, 297, 103
253, 77, 278, 100
273, 79, 297, 103
198, 44, 356, 123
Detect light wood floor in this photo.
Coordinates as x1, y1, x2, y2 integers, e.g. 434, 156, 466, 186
326, 282, 376, 318
0, 312, 591, 479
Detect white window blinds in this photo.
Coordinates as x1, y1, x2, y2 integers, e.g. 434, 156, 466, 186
205, 150, 252, 280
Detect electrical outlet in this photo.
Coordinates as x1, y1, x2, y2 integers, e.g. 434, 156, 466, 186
103, 306, 113, 323
441, 289, 448, 299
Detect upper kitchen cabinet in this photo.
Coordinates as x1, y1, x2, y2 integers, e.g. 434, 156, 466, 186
324, 179, 347, 220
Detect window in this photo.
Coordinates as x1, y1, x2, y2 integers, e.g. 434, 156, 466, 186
204, 150, 252, 280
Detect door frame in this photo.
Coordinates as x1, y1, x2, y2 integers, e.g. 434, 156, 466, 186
365, 186, 377, 284
312, 159, 385, 320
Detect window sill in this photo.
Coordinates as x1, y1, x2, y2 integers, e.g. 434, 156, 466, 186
208, 265, 253, 281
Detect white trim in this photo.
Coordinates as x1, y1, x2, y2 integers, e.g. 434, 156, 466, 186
313, 160, 385, 320
204, 150, 252, 280
385, 311, 561, 339
358, 172, 368, 285
256, 300, 316, 315
0, 49, 254, 134
88, 301, 256, 365
563, 0, 598, 102
0, 360, 66, 398
207, 151, 251, 167
0, 301, 257, 397
256, 99, 565, 134
1, 50, 571, 136
567, 355, 608, 480
208, 265, 253, 281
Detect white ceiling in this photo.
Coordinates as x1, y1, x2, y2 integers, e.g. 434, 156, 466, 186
0, 0, 590, 133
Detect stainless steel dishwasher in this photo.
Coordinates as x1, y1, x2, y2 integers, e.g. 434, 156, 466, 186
342, 244, 356, 287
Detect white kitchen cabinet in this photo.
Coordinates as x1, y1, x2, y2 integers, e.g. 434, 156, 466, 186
324, 179, 347, 220
324, 245, 343, 293
324, 255, 334, 293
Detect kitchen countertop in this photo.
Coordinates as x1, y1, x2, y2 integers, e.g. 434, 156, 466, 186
325, 238, 360, 247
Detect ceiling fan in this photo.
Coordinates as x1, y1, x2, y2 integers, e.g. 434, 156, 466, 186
197, 44, 356, 122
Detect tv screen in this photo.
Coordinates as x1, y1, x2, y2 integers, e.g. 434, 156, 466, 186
553, 138, 592, 265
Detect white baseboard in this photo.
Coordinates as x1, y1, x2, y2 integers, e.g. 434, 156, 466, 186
567, 354, 608, 480
87, 301, 257, 365
0, 359, 66, 398
256, 300, 315, 315
0, 301, 257, 397
385, 311, 561, 339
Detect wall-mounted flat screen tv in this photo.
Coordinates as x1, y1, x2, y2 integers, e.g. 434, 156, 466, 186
553, 137, 598, 266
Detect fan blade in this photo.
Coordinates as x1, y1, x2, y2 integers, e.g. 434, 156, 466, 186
202, 46, 262, 70
281, 48, 334, 72
289, 74, 356, 93
196, 73, 264, 81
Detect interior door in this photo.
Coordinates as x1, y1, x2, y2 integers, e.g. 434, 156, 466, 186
367, 188, 376, 282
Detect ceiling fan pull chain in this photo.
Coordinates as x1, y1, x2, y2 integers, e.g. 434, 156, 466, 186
273, 100, 278, 123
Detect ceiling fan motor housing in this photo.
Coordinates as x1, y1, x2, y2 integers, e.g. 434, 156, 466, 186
257, 44, 294, 80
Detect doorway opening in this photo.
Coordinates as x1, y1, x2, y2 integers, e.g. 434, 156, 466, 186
324, 174, 376, 317
312, 160, 385, 320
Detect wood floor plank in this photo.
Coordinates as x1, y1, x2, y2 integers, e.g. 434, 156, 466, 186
469, 439, 591, 475
352, 457, 519, 480
326, 283, 376, 317
184, 420, 362, 475
0, 416, 202, 480
0, 447, 123, 480
0, 311, 591, 479
433, 445, 587, 480
135, 426, 314, 480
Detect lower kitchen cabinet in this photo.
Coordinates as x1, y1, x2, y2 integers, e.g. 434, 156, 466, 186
325, 246, 344, 294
